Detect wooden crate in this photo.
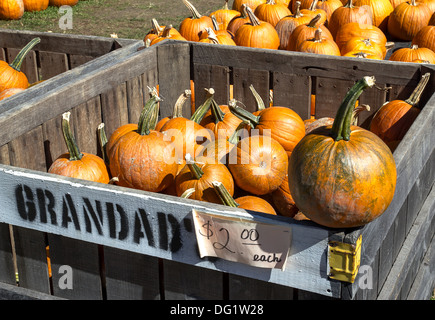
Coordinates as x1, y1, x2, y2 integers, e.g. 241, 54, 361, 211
0, 40, 433, 300
0, 29, 137, 84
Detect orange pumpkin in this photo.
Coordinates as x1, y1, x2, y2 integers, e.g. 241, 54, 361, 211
179, 0, 214, 41
340, 37, 385, 58
412, 25, 435, 53
199, 27, 237, 45
48, 112, 110, 184
254, 0, 292, 27
316, 0, 344, 24
300, 0, 328, 25
354, 0, 394, 32
213, 181, 277, 215
0, 0, 24, 19
23, 0, 48, 11
272, 173, 299, 217
276, 1, 314, 50
48, 0, 78, 6
288, 76, 397, 228
296, 28, 341, 55
370, 72, 430, 143
389, 44, 435, 63
335, 22, 387, 50
232, 0, 267, 11
0, 38, 40, 92
387, 0, 432, 40
150, 25, 187, 45
227, 4, 251, 34
234, 5, 281, 49
0, 88, 25, 100
210, 0, 242, 30
228, 134, 289, 195
328, 0, 373, 39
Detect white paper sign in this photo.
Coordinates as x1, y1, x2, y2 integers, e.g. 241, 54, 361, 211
192, 210, 292, 270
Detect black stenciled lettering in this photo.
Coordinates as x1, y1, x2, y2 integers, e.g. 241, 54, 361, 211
167, 213, 182, 253
133, 208, 155, 247
107, 203, 129, 241
43, 189, 57, 225
116, 204, 128, 240
15, 184, 36, 221
82, 198, 103, 235
157, 212, 168, 251
36, 188, 57, 225
61, 193, 80, 231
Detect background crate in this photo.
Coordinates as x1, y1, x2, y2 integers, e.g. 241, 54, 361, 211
0, 40, 433, 300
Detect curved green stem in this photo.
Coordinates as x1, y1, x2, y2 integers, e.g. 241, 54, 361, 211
185, 154, 204, 180
405, 72, 430, 107
98, 122, 108, 164
331, 76, 376, 141
210, 98, 226, 124
137, 87, 161, 135
249, 84, 265, 111
228, 100, 260, 126
180, 188, 196, 198
62, 112, 83, 161
10, 38, 41, 72
212, 181, 239, 207
190, 87, 215, 123
228, 120, 251, 145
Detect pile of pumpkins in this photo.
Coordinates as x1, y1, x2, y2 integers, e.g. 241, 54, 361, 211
145, 0, 435, 63
0, 0, 79, 20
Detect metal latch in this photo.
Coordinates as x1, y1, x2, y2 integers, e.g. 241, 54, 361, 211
328, 235, 362, 283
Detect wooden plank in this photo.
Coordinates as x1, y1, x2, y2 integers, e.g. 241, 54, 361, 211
38, 51, 69, 80
156, 42, 191, 118
100, 83, 129, 140
42, 114, 66, 171
228, 274, 294, 299
377, 183, 435, 299
68, 54, 94, 70
0, 164, 343, 298
126, 75, 145, 124
232, 68, 269, 113
0, 223, 15, 285
192, 64, 230, 108
272, 72, 311, 121
0, 281, 64, 300
103, 247, 160, 300
48, 235, 103, 299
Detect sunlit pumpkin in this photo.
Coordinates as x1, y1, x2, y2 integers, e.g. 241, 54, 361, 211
389, 44, 435, 63
412, 25, 435, 53
335, 22, 387, 50
23, 0, 48, 11
328, 0, 373, 38
49, 0, 78, 6
295, 28, 341, 55
179, 0, 214, 41
254, 0, 292, 27
0, 0, 24, 19
210, 0, 241, 30
232, 0, 267, 12
354, 0, 394, 32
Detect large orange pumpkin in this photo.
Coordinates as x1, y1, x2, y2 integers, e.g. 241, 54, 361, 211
0, 0, 24, 19
0, 37, 41, 92
48, 112, 110, 184
288, 76, 397, 228
353, 0, 394, 32
210, 0, 241, 30
254, 0, 292, 27
179, 0, 214, 41
412, 25, 435, 53
370, 72, 430, 144
389, 44, 435, 63
295, 28, 341, 55
334, 22, 387, 50
287, 14, 333, 51
49, 0, 78, 6
387, 0, 432, 40
234, 5, 280, 49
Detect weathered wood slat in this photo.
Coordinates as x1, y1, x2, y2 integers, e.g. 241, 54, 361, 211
7, 48, 39, 84
38, 51, 69, 80
0, 223, 15, 285
232, 68, 269, 113
0, 281, 64, 300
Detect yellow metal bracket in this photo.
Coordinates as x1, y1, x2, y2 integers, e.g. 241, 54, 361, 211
328, 235, 362, 283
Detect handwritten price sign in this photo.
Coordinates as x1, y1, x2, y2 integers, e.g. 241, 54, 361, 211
192, 210, 292, 270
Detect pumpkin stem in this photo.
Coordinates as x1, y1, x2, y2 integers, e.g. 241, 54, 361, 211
211, 15, 220, 31
185, 153, 204, 179
190, 87, 215, 123
344, 0, 354, 8
172, 89, 191, 118
331, 76, 376, 141
10, 37, 41, 72
151, 18, 164, 34
212, 181, 239, 207
244, 5, 261, 26
249, 84, 266, 110
61, 112, 83, 161
97, 122, 109, 164
137, 87, 161, 135
314, 28, 323, 42
228, 119, 251, 145
180, 188, 196, 198
182, 0, 203, 19
308, 14, 322, 27
210, 98, 226, 123
228, 100, 261, 126
351, 104, 370, 126
294, 1, 303, 17
204, 27, 220, 44
309, 0, 319, 11
405, 72, 431, 107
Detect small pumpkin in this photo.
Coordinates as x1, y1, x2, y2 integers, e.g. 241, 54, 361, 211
316, 0, 344, 24
296, 28, 341, 55
340, 37, 385, 58
232, 0, 267, 11
300, 0, 328, 25
227, 4, 251, 34
108, 89, 179, 192
387, 0, 432, 41
234, 5, 281, 49
48, 112, 110, 184
213, 181, 277, 215
175, 154, 235, 204
254, 0, 292, 27
275, 1, 314, 50
334, 22, 387, 50
389, 44, 435, 63
23, 0, 48, 11
179, 0, 214, 42
342, 50, 383, 59
272, 173, 299, 217
288, 76, 397, 228
0, 37, 41, 92
370, 72, 430, 144
0, 0, 24, 19
199, 27, 237, 45
149, 25, 187, 45
412, 25, 435, 53
210, 0, 241, 30
228, 134, 289, 195
327, 0, 373, 38
48, 0, 78, 6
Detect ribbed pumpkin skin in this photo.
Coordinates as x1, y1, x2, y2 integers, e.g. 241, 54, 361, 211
49, 0, 78, 6
236, 195, 277, 215
335, 23, 387, 50
48, 152, 110, 184
272, 173, 299, 217
179, 15, 213, 42
412, 25, 435, 52
254, 1, 292, 27
0, 0, 24, 21
0, 61, 29, 92
234, 20, 280, 49
24, 0, 48, 11
232, 0, 267, 11
288, 125, 397, 228
354, 0, 394, 31
389, 45, 435, 63
369, 100, 420, 143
